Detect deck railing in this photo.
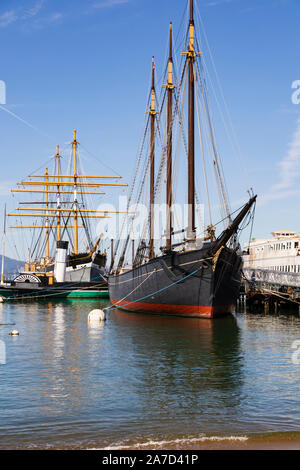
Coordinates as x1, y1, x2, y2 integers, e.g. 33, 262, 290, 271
243, 268, 300, 288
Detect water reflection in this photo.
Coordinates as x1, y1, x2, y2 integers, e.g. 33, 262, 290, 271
108, 310, 244, 434
1, 302, 300, 449
53, 305, 65, 359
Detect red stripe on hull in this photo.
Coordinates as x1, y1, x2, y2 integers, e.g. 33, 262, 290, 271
111, 299, 233, 319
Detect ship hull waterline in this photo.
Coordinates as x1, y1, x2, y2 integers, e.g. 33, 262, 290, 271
0, 287, 110, 300
0, 261, 109, 300
108, 244, 242, 319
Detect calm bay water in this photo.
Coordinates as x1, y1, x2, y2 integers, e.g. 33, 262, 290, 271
0, 300, 300, 449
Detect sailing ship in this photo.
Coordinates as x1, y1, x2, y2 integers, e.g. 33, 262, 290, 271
0, 130, 127, 299
108, 0, 257, 318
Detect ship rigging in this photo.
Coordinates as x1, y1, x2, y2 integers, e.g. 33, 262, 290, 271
5, 130, 129, 289
108, 0, 256, 318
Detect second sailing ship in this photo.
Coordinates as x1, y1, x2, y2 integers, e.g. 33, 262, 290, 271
0, 130, 127, 299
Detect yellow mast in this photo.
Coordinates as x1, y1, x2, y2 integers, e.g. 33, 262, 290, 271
16, 208, 134, 214
27, 175, 122, 179
147, 56, 158, 259
8, 213, 110, 219
10, 225, 85, 229
72, 130, 79, 254
163, 22, 176, 252
45, 168, 50, 261
56, 145, 61, 242
1, 205, 6, 284
9, 130, 129, 262
15, 181, 126, 187
182, 0, 201, 239
12, 190, 106, 195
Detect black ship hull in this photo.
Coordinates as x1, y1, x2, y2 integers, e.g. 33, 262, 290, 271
0, 279, 108, 300
108, 244, 242, 319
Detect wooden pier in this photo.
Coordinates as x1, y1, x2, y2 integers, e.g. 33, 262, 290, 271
239, 268, 300, 314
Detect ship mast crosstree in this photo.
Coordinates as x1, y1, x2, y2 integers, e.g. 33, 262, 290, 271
8, 130, 129, 262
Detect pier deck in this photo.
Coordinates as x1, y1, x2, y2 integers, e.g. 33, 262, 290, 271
240, 268, 300, 313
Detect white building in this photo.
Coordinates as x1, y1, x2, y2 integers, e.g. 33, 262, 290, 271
243, 229, 300, 274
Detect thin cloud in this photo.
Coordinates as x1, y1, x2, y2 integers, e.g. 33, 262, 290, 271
28, 11, 63, 30
205, 0, 235, 6
0, 104, 55, 142
0, 10, 17, 28
50, 12, 63, 22
92, 0, 130, 8
259, 189, 300, 206
0, 181, 17, 197
273, 118, 300, 191
0, 1, 46, 29
261, 119, 300, 205
22, 0, 45, 19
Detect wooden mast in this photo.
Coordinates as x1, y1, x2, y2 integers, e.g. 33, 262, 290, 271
72, 130, 79, 254
56, 145, 61, 242
45, 168, 50, 261
0, 205, 6, 284
188, 0, 196, 240
166, 22, 174, 252
181, 0, 201, 240
148, 57, 158, 259
8, 131, 129, 265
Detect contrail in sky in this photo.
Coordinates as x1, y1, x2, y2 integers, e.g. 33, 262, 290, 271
0, 104, 55, 142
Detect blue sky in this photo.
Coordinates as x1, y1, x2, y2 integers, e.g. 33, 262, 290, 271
0, 0, 300, 258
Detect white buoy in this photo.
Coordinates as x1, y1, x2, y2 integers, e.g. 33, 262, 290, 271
0, 297, 4, 303
88, 309, 106, 322
9, 329, 19, 336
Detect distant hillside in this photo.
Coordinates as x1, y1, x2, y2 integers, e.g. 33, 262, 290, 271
0, 255, 25, 276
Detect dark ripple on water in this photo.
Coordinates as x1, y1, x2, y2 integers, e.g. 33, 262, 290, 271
1, 300, 300, 449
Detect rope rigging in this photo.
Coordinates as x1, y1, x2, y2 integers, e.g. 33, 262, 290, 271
111, 7, 253, 271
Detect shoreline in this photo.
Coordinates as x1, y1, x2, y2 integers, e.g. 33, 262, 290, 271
98, 434, 300, 451
1, 435, 300, 451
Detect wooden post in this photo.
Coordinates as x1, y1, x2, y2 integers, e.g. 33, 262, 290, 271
111, 239, 114, 270
132, 239, 135, 268
264, 301, 269, 315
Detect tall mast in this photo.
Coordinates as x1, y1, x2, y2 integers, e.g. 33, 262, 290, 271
148, 57, 158, 259
72, 130, 79, 254
45, 168, 50, 261
0, 205, 6, 284
8, 131, 129, 263
186, 0, 200, 240
188, 0, 195, 239
56, 145, 61, 242
165, 23, 174, 251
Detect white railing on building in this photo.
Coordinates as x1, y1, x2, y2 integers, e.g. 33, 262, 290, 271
243, 268, 300, 288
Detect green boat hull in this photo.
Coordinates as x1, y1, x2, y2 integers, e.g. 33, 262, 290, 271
65, 290, 109, 299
